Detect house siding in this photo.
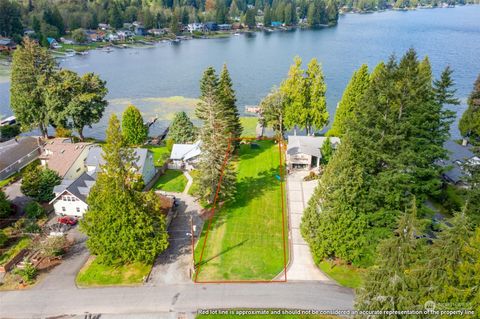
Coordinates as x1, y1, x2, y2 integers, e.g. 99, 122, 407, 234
53, 194, 89, 217
63, 147, 90, 180
142, 151, 157, 184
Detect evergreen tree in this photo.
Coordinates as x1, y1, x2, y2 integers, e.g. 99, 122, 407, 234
326, 0, 338, 25
259, 87, 286, 139
218, 65, 243, 143
245, 8, 256, 28
459, 74, 480, 143
433, 66, 460, 106
0, 0, 23, 39
21, 165, 61, 203
0, 190, 12, 218
196, 67, 236, 204
327, 64, 370, 137
168, 111, 197, 143
122, 105, 148, 146
281, 56, 305, 134
10, 37, 56, 137
109, 4, 123, 28
355, 201, 427, 316
81, 115, 169, 265
263, 4, 272, 26
304, 58, 329, 135
320, 137, 333, 164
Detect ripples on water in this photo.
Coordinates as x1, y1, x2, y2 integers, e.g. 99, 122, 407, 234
0, 5, 479, 138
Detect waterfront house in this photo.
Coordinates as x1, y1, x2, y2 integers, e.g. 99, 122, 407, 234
116, 30, 134, 40
148, 29, 166, 36
85, 146, 156, 184
39, 138, 92, 180
106, 33, 120, 41
218, 24, 232, 31
0, 37, 16, 52
49, 172, 95, 217
205, 22, 218, 31
98, 23, 111, 30
271, 21, 282, 27
135, 26, 147, 36
286, 136, 340, 170
47, 38, 61, 49
169, 141, 202, 170
187, 23, 205, 33
439, 140, 480, 187
0, 137, 44, 180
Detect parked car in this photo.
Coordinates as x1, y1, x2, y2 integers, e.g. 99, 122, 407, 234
57, 216, 78, 226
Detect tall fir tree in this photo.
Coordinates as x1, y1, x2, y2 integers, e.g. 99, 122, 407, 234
327, 64, 370, 137
122, 105, 148, 146
196, 67, 237, 205
168, 111, 197, 144
304, 59, 329, 135
459, 74, 480, 144
81, 115, 168, 265
10, 37, 56, 137
281, 56, 306, 134
355, 201, 427, 316
218, 65, 243, 143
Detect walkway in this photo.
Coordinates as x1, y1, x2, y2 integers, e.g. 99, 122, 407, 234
182, 171, 193, 195
286, 171, 329, 281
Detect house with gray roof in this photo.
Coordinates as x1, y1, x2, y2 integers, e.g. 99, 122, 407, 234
85, 146, 156, 184
0, 137, 44, 180
49, 172, 96, 217
440, 140, 480, 187
286, 136, 340, 170
169, 141, 201, 170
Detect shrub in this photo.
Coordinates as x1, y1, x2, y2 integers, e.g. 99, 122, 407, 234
38, 236, 68, 257
14, 259, 38, 284
304, 171, 319, 181
0, 124, 20, 139
0, 230, 8, 247
55, 127, 72, 138
25, 202, 45, 219
0, 190, 12, 218
166, 138, 174, 152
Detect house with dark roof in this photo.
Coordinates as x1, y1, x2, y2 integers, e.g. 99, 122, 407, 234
286, 136, 340, 170
49, 172, 96, 217
0, 137, 44, 180
85, 146, 156, 184
0, 37, 16, 52
440, 140, 480, 187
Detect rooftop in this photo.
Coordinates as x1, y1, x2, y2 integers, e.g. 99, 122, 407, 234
287, 136, 340, 158
0, 137, 43, 172
85, 146, 152, 177
40, 138, 91, 177
170, 141, 201, 161
52, 172, 96, 203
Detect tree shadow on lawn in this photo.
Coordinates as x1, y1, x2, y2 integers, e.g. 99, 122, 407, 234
195, 239, 248, 268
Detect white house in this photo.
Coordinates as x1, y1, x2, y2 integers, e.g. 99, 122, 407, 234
39, 138, 92, 180
169, 141, 201, 170
85, 146, 157, 184
187, 23, 205, 33
50, 172, 95, 217
286, 136, 340, 170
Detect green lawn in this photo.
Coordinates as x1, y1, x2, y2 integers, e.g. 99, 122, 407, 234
76, 257, 151, 287
153, 170, 188, 193
145, 145, 170, 167
319, 260, 365, 289
194, 140, 287, 281
240, 117, 259, 137
0, 237, 31, 266
197, 312, 337, 319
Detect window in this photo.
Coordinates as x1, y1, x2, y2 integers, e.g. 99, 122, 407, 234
62, 207, 66, 212
76, 207, 80, 213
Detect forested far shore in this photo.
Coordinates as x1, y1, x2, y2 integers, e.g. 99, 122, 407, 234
1, 0, 480, 46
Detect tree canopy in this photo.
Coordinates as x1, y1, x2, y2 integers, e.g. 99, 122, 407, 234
122, 105, 149, 146
168, 111, 197, 144
459, 74, 480, 144
81, 114, 169, 265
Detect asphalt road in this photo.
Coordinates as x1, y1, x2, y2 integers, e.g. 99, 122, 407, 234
0, 281, 354, 318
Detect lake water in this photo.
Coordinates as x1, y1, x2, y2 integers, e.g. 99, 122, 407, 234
1, 5, 479, 139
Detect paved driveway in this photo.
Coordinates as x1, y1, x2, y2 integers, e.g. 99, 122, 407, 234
2, 179, 32, 210
286, 171, 329, 281
148, 193, 203, 285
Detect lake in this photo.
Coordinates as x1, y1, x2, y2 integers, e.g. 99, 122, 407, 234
1, 5, 479, 139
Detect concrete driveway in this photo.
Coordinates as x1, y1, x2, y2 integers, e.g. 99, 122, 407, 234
2, 179, 32, 210
148, 193, 203, 285
286, 171, 329, 281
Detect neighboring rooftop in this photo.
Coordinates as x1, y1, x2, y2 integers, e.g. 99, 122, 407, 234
40, 138, 91, 177
441, 140, 480, 184
287, 136, 340, 158
170, 141, 202, 161
51, 172, 96, 203
0, 137, 43, 172
85, 145, 151, 177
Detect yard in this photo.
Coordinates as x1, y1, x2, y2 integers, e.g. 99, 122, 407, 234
318, 260, 365, 289
144, 145, 170, 167
76, 257, 151, 287
240, 117, 259, 137
194, 140, 287, 281
153, 170, 188, 193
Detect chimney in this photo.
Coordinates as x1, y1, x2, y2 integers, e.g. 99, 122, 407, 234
462, 138, 468, 147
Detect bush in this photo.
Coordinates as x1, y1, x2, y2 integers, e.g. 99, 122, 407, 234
0, 230, 8, 247
0, 124, 21, 139
38, 236, 68, 257
25, 202, 45, 219
55, 127, 72, 138
166, 138, 174, 152
14, 259, 38, 284
0, 190, 12, 218
303, 171, 319, 181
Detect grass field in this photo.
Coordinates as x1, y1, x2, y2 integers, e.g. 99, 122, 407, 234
194, 140, 287, 281
240, 117, 259, 137
76, 257, 151, 287
144, 145, 170, 167
319, 261, 365, 288
153, 170, 188, 193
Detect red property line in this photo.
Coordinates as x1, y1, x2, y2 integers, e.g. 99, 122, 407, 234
194, 137, 288, 284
